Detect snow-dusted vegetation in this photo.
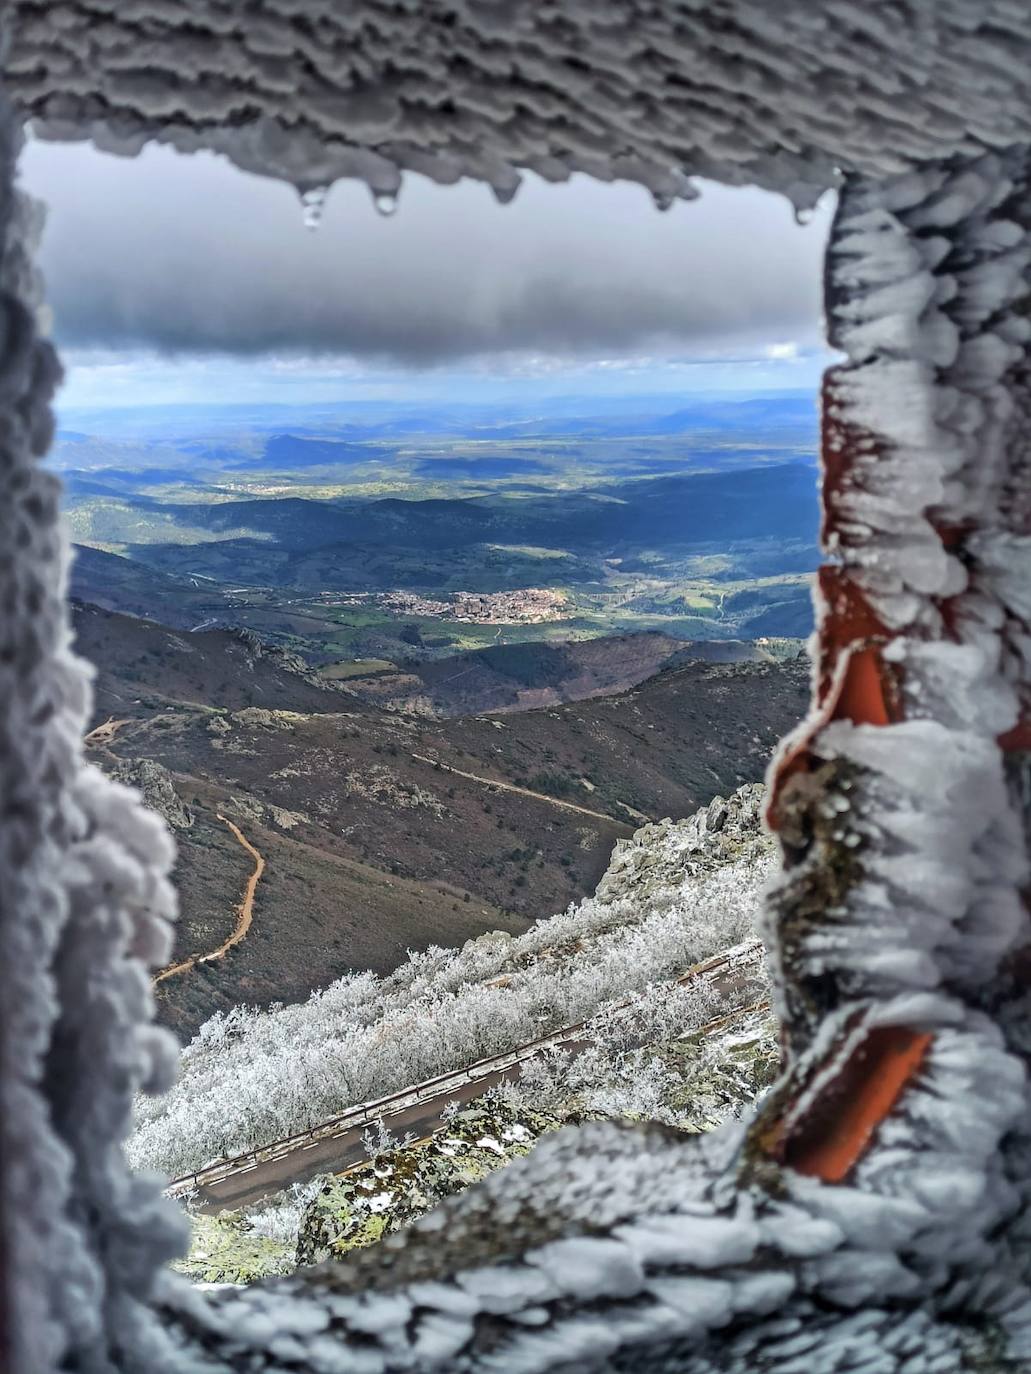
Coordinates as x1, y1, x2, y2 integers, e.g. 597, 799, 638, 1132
509, 975, 773, 1129
130, 789, 772, 1179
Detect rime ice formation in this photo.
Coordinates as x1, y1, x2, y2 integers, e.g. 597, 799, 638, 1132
130, 786, 769, 1182
6, 2, 1031, 213
0, 4, 1030, 1374
149, 151, 1031, 1374
0, 111, 185, 1374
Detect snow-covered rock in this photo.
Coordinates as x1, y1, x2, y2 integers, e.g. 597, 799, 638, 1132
597, 784, 771, 905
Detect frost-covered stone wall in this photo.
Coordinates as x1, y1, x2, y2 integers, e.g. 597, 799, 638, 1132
155, 149, 1031, 1374
0, 109, 185, 1374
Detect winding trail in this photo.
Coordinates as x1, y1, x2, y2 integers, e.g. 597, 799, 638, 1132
410, 752, 641, 826
154, 815, 265, 986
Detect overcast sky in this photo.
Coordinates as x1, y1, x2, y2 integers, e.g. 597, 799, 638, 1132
20, 137, 833, 410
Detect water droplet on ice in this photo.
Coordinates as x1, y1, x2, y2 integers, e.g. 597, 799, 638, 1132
490, 180, 520, 206
793, 205, 815, 226
299, 185, 329, 231
372, 190, 399, 217
651, 189, 676, 212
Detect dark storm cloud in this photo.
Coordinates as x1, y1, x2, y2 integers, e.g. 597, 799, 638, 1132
22, 139, 829, 365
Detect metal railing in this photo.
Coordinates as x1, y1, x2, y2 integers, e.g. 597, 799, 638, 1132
166, 939, 766, 1198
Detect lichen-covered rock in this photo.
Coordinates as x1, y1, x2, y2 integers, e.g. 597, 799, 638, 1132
106, 756, 193, 830
295, 1098, 569, 1267
287, 999, 777, 1274
173, 1213, 294, 1286
661, 1010, 780, 1131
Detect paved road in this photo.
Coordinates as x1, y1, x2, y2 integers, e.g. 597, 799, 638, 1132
168, 941, 766, 1215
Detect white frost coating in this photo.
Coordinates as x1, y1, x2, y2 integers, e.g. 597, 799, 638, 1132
0, 103, 185, 1373
5, 2, 1031, 213
153, 149, 1024, 1374
793, 717, 1028, 990
130, 790, 771, 1179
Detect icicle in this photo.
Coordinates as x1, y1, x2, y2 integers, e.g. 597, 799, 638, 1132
298, 185, 329, 232
490, 177, 521, 206
371, 189, 399, 218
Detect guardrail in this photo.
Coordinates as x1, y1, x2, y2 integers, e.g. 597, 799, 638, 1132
166, 938, 766, 1198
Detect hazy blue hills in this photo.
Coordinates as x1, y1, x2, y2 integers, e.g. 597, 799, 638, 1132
415, 456, 552, 478
52, 391, 816, 471
60, 390, 821, 651
262, 434, 381, 466
111, 463, 818, 563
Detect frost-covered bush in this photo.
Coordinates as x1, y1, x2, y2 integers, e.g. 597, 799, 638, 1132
245, 1179, 328, 1247
130, 795, 773, 1178
506, 974, 772, 1128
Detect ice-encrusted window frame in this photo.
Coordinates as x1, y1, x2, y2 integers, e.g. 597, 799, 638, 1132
1, 4, 1030, 1371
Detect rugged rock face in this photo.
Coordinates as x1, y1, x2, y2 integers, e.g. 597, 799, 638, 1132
106, 757, 193, 831
596, 783, 771, 907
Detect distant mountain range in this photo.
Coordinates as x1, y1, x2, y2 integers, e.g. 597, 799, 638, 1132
65, 391, 818, 1043
52, 391, 817, 471
68, 464, 819, 582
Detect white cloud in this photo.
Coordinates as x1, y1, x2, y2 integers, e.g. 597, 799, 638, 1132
765, 341, 800, 360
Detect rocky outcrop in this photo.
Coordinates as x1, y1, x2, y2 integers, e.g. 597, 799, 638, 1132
294, 1097, 570, 1268
107, 757, 193, 830
595, 782, 771, 906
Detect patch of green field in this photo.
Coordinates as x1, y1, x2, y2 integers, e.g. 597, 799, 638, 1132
320, 658, 397, 680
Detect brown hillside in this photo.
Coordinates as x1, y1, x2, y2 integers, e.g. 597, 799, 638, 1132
78, 607, 806, 1040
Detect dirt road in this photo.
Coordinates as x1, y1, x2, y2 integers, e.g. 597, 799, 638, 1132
410, 752, 641, 826
154, 815, 265, 985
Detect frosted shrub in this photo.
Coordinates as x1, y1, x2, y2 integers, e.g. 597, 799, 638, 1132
360, 1120, 414, 1160
515, 968, 763, 1125
579, 1052, 678, 1121
245, 1179, 328, 1246
130, 814, 773, 1178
